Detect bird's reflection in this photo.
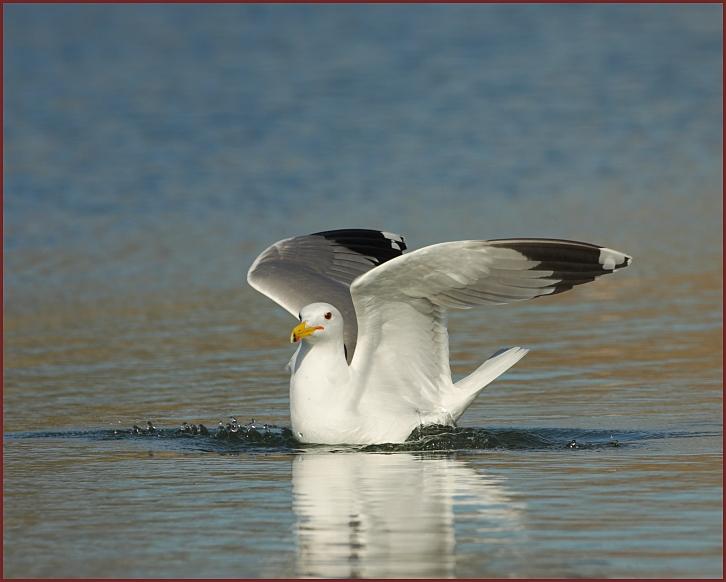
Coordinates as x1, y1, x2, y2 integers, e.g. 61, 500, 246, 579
292, 451, 525, 578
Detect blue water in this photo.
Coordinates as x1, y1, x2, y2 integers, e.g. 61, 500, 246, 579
4, 4, 722, 578
5, 4, 722, 300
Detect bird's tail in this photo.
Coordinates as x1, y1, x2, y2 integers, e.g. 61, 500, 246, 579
445, 347, 529, 420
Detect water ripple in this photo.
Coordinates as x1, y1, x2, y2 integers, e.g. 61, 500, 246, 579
6, 421, 715, 454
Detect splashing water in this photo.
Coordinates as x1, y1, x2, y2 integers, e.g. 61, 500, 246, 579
6, 419, 707, 455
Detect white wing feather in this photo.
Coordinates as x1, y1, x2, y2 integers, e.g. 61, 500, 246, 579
349, 239, 632, 415
247, 229, 407, 361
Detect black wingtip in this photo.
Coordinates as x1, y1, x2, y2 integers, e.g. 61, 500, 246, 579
488, 238, 632, 296
313, 229, 407, 265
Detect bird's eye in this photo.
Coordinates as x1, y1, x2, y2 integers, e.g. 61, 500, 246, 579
324, 312, 332, 320
298, 314, 302, 321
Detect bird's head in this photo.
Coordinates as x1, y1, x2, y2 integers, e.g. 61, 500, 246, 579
290, 303, 343, 345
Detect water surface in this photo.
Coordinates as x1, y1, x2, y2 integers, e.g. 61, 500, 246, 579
4, 4, 722, 578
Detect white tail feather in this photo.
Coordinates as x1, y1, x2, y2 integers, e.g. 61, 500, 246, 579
446, 347, 529, 420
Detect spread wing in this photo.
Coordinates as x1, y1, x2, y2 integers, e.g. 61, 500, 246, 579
349, 238, 632, 410
246, 229, 407, 361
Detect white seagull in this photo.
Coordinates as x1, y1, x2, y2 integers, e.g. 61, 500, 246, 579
247, 229, 632, 445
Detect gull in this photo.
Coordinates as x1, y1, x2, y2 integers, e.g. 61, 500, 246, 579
247, 229, 631, 444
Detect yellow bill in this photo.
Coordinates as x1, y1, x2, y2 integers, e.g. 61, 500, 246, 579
290, 321, 324, 343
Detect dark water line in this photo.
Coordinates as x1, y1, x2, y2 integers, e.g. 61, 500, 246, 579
5, 422, 718, 454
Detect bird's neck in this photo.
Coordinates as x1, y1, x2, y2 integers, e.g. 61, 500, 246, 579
292, 339, 349, 380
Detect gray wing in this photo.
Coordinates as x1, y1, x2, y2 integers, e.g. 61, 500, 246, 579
351, 238, 632, 312
247, 229, 407, 361
348, 238, 631, 406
